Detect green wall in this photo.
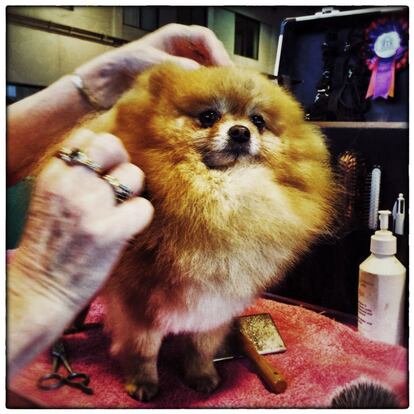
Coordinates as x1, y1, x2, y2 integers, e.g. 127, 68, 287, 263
6, 178, 33, 249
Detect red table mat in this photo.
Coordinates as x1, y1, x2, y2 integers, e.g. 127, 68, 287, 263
9, 297, 408, 408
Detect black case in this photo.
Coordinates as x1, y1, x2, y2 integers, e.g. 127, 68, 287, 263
270, 7, 409, 317
275, 6, 408, 122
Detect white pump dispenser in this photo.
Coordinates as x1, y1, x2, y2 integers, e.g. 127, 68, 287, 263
358, 210, 406, 345
370, 210, 396, 255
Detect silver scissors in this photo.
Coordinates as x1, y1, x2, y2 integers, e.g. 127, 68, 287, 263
37, 339, 93, 395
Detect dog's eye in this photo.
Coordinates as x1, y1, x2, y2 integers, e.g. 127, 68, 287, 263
198, 110, 221, 128
250, 114, 266, 131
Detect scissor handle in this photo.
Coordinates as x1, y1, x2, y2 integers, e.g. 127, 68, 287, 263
67, 373, 94, 395
67, 372, 90, 385
37, 373, 65, 390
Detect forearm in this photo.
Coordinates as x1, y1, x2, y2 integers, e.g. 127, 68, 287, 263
6, 190, 111, 379
7, 75, 94, 186
7, 264, 79, 379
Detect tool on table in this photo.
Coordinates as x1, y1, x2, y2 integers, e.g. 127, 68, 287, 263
37, 339, 93, 395
238, 314, 287, 394
214, 313, 287, 394
63, 304, 103, 335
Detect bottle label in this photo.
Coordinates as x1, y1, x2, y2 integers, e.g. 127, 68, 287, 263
358, 268, 405, 345
358, 273, 377, 329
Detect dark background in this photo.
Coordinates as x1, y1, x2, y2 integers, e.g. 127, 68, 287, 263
272, 6, 408, 315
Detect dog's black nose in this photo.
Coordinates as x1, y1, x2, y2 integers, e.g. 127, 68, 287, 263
228, 125, 251, 143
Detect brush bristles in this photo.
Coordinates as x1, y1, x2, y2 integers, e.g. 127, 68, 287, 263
368, 166, 381, 230
331, 381, 399, 408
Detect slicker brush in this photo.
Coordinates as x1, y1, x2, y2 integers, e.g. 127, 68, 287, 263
331, 381, 399, 408
336, 150, 366, 236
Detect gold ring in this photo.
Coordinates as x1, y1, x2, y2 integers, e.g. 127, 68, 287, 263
102, 174, 133, 203
56, 147, 103, 175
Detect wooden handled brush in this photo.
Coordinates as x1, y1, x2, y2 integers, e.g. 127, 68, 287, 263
237, 313, 287, 394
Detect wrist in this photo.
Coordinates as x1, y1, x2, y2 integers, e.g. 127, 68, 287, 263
70, 73, 112, 111
8, 260, 80, 314
9, 241, 93, 313
7, 74, 95, 184
75, 52, 136, 110
74, 59, 118, 111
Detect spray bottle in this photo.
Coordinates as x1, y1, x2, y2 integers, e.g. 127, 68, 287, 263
358, 210, 406, 345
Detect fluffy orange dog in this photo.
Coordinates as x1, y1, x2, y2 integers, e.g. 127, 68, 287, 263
89, 63, 336, 401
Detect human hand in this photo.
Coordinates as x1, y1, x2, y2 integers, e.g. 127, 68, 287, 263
10, 129, 153, 311
75, 23, 233, 109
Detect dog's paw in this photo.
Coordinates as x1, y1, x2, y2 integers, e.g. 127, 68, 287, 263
125, 381, 159, 402
187, 373, 220, 394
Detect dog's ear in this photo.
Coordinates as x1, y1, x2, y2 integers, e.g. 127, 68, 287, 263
147, 63, 186, 96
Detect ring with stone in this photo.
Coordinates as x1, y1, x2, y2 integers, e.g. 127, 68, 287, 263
56, 147, 103, 175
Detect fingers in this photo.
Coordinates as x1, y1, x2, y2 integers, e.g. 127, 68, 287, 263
65, 129, 145, 197
85, 133, 129, 172
107, 163, 145, 196
63, 129, 129, 173
143, 23, 233, 68
165, 24, 233, 67
88, 197, 154, 243
55, 128, 153, 242
155, 49, 201, 71
187, 25, 234, 67
40, 129, 95, 184
63, 128, 95, 148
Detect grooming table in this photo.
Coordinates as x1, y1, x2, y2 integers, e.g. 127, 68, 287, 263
8, 295, 407, 408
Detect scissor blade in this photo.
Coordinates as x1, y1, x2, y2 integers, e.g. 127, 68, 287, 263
51, 339, 73, 374
51, 356, 60, 373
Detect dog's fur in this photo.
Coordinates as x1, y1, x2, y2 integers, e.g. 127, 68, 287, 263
85, 64, 336, 401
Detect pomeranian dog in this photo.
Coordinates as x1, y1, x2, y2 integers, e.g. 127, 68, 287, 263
89, 63, 336, 401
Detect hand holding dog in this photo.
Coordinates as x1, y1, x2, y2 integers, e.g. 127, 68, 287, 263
8, 23, 233, 185
76, 23, 234, 110
8, 130, 153, 378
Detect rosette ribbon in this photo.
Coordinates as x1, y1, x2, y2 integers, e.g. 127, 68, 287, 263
365, 18, 408, 100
